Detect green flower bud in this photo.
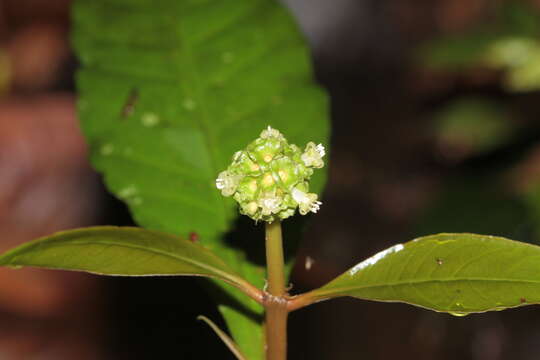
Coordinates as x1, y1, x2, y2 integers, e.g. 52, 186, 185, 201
271, 157, 297, 188
234, 176, 259, 201
247, 137, 283, 164
216, 126, 325, 223
230, 151, 261, 175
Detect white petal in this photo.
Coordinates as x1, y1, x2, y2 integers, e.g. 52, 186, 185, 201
292, 188, 309, 204
216, 178, 225, 189
259, 193, 281, 215
310, 200, 322, 213
316, 144, 326, 157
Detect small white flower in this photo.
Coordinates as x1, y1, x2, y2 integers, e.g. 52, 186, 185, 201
259, 192, 282, 215
301, 142, 325, 168
216, 178, 225, 189
292, 187, 322, 215
215, 171, 240, 196
260, 126, 284, 140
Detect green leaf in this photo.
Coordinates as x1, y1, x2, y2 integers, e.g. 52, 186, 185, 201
307, 234, 540, 315
72, 0, 329, 358
198, 315, 247, 360
0, 227, 256, 289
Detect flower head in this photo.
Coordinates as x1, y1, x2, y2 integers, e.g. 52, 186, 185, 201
215, 126, 325, 222
301, 142, 325, 169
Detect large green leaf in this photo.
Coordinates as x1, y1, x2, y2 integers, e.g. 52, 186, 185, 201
306, 234, 540, 315
0, 227, 252, 288
72, 0, 329, 358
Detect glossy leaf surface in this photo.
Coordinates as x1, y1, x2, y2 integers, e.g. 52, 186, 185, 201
0, 227, 253, 287
309, 234, 540, 315
72, 0, 329, 357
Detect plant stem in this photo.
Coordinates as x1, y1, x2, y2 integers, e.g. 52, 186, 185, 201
266, 221, 285, 295
265, 220, 288, 360
265, 302, 288, 360
286, 291, 319, 312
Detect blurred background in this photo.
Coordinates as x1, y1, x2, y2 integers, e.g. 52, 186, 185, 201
2, 0, 540, 359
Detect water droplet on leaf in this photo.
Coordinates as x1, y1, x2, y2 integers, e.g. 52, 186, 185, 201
449, 311, 468, 317
100, 143, 114, 156
141, 112, 160, 127
118, 184, 138, 200
183, 98, 196, 111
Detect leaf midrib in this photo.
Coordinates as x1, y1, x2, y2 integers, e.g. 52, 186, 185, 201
175, 13, 229, 227
8, 239, 243, 286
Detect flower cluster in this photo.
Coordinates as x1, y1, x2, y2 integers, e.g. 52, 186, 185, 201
216, 126, 325, 222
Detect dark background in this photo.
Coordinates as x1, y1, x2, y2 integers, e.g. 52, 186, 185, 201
1, 0, 540, 359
